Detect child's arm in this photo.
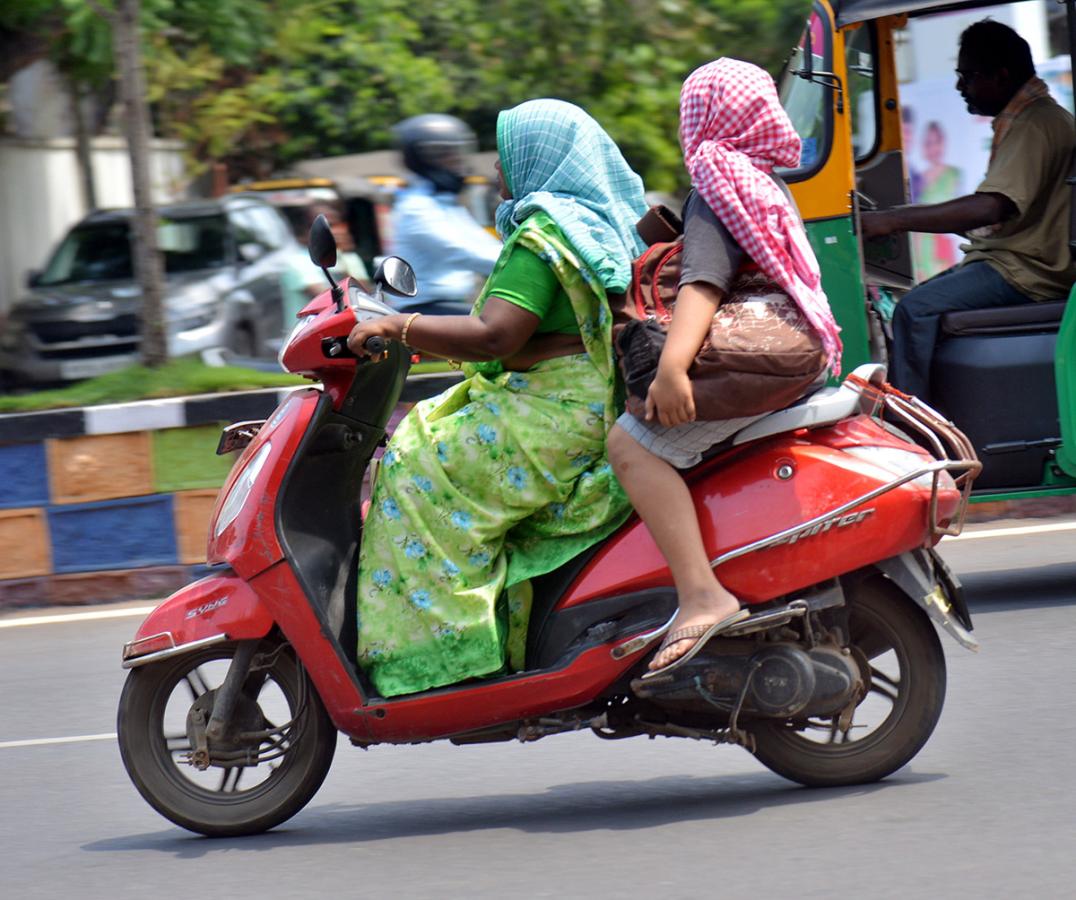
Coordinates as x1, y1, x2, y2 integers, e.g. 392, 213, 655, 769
645, 281, 723, 427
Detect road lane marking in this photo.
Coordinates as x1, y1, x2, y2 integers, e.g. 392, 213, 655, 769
0, 606, 156, 629
945, 520, 1076, 542
0, 733, 117, 750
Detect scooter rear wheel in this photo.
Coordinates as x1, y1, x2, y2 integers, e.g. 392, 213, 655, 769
117, 640, 336, 836
751, 577, 946, 787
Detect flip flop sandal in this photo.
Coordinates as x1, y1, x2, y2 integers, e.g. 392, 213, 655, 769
640, 608, 752, 680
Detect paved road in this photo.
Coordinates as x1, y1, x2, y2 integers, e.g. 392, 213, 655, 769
1, 520, 1074, 899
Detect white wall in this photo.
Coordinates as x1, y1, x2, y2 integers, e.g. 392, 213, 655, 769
0, 136, 187, 314
899, 1, 1050, 83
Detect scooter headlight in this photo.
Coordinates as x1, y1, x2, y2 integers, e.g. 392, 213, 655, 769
844, 446, 956, 490
214, 441, 272, 537
278, 314, 318, 370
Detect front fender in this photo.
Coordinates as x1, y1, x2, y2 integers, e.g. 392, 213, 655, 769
121, 570, 275, 668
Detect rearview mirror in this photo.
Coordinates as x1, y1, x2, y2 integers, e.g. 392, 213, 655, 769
308, 214, 337, 269
373, 256, 418, 298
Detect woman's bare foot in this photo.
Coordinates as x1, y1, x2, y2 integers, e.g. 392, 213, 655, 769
649, 587, 741, 671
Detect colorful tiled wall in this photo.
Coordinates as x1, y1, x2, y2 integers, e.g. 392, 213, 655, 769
1, 425, 231, 584
0, 387, 294, 609
0, 383, 434, 610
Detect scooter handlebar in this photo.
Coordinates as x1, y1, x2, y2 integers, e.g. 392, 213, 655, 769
321, 334, 388, 360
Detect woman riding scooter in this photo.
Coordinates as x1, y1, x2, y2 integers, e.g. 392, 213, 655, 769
345, 99, 648, 698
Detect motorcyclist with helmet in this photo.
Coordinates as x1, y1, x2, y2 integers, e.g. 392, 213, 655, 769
390, 114, 502, 315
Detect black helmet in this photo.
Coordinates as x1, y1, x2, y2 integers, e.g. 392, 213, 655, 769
393, 114, 476, 194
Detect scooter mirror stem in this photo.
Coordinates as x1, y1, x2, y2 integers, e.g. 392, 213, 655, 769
323, 268, 345, 312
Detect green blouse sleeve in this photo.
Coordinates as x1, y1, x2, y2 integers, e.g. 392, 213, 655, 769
483, 243, 580, 335
485, 243, 559, 319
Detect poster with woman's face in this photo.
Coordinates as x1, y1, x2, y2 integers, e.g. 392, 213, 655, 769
900, 78, 993, 279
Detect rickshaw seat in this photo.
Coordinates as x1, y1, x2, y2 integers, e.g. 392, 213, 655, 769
939, 300, 1068, 337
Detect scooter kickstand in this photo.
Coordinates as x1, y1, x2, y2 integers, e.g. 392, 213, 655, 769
610, 612, 678, 660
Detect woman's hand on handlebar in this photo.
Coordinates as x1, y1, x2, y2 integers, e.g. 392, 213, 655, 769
645, 366, 695, 428
347, 314, 405, 359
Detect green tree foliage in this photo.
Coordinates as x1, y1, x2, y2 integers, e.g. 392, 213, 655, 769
6, 0, 812, 190
143, 0, 812, 191
0, 0, 112, 86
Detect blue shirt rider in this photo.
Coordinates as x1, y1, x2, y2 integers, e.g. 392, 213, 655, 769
389, 114, 501, 315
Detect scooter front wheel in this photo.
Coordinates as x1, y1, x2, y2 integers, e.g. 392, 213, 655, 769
117, 640, 337, 837
750, 577, 946, 787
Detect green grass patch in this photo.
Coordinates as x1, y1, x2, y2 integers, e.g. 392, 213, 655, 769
153, 424, 237, 492
0, 359, 307, 413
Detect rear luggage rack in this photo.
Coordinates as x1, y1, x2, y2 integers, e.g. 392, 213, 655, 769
844, 372, 980, 537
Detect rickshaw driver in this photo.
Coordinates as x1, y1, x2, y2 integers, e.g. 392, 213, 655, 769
861, 19, 1076, 402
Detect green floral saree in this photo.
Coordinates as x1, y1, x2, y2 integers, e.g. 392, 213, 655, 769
356, 213, 632, 697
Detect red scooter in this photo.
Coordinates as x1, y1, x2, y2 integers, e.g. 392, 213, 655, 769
117, 218, 981, 836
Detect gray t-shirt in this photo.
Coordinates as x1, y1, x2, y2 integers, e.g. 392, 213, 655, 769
679, 179, 797, 292
679, 190, 745, 292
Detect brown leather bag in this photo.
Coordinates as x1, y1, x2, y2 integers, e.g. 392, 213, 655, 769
613, 222, 829, 420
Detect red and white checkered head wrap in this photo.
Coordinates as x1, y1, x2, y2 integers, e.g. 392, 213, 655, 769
680, 58, 842, 373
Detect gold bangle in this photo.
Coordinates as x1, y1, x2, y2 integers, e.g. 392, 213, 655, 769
400, 312, 422, 348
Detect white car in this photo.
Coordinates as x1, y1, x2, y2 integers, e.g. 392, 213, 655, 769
0, 195, 300, 385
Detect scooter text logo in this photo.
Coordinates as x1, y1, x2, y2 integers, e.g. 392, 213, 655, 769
773, 508, 875, 546
185, 597, 229, 619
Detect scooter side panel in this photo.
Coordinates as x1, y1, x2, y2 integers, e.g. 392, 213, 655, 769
127, 572, 274, 649
208, 389, 321, 579
248, 560, 369, 735
563, 418, 957, 607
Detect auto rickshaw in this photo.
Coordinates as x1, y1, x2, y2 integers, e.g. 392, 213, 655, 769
776, 0, 1076, 502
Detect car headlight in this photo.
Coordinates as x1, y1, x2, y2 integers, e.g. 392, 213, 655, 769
844, 446, 956, 490
214, 441, 272, 537
278, 314, 317, 369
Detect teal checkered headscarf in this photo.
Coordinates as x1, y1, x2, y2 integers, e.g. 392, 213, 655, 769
495, 99, 648, 292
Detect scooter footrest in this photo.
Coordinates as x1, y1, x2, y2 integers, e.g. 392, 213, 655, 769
723, 599, 809, 637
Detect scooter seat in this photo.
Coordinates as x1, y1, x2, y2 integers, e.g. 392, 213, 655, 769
731, 363, 885, 446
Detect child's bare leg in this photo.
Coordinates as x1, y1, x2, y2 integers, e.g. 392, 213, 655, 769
607, 424, 740, 670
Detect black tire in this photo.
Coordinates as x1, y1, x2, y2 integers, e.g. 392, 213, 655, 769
751, 578, 946, 787
117, 641, 336, 837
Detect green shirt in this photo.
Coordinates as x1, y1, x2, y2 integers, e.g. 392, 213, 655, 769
483, 243, 580, 335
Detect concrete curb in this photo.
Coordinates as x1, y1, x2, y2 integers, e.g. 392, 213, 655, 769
0, 387, 295, 444
965, 494, 1076, 523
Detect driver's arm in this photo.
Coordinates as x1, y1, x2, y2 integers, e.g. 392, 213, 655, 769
860, 191, 1016, 240
347, 296, 538, 362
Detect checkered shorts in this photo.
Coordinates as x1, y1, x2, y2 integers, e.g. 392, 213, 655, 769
615, 409, 766, 469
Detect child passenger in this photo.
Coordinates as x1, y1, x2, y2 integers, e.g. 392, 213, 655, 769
607, 59, 842, 677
